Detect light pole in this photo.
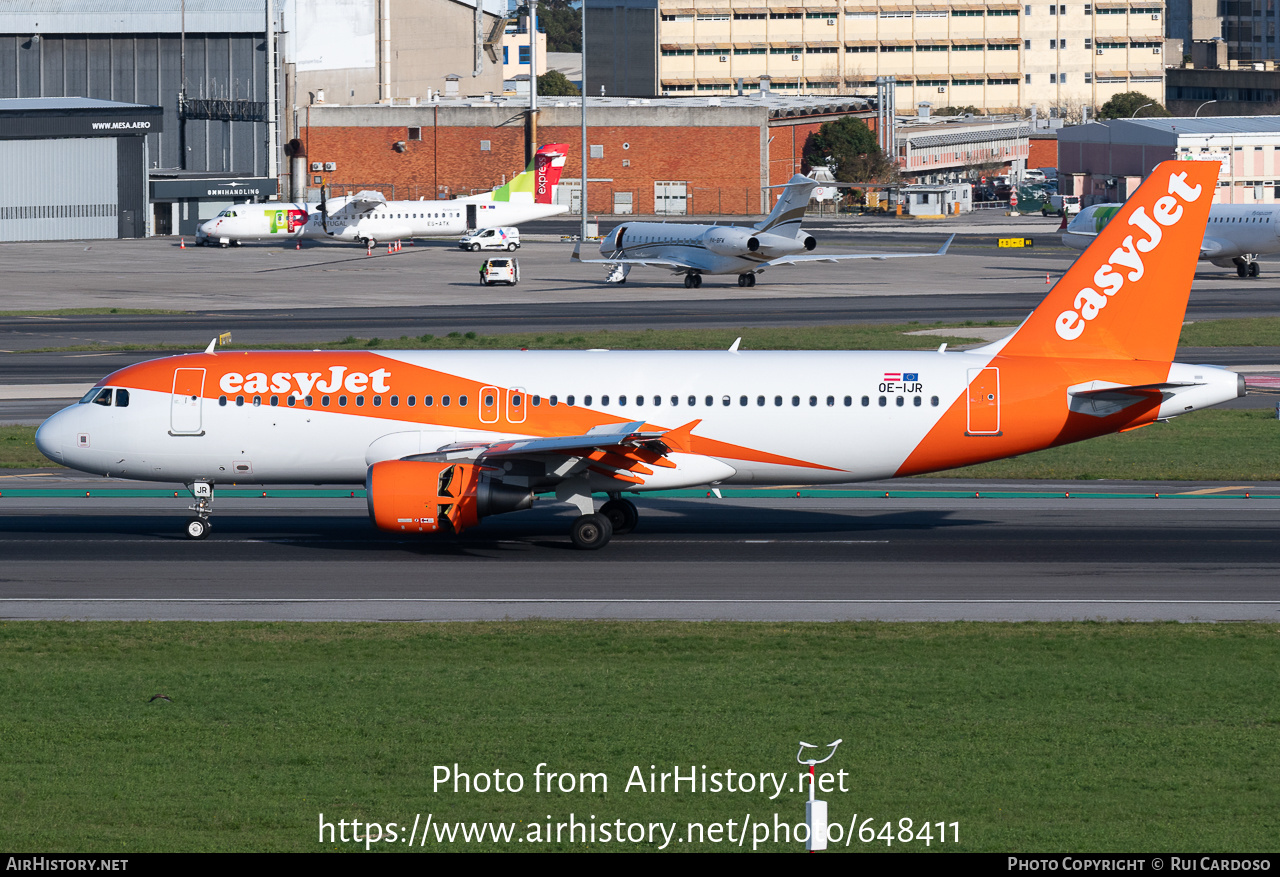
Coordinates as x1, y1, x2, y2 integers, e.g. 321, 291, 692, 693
1195, 99, 1218, 117
1131, 101, 1154, 118
580, 0, 587, 241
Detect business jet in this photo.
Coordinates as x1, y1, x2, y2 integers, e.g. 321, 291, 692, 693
1064, 200, 1280, 277
38, 160, 1240, 550
195, 143, 569, 249
571, 174, 952, 287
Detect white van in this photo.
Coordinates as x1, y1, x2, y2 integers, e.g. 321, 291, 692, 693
1043, 194, 1081, 216
459, 227, 520, 251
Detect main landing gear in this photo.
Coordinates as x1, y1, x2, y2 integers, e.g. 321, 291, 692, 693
600, 497, 638, 535
736, 273, 757, 288
1236, 255, 1261, 278
184, 481, 213, 539
559, 483, 641, 549
683, 273, 703, 289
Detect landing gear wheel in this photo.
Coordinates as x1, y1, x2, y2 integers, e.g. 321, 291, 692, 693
1249, 261, 1261, 277
683, 274, 695, 289
737, 274, 748, 287
746, 274, 756, 287
570, 513, 613, 550
1238, 263, 1249, 278
692, 274, 703, 288
184, 517, 210, 540
600, 498, 638, 535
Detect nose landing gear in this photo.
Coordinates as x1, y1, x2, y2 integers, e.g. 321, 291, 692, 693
184, 481, 214, 539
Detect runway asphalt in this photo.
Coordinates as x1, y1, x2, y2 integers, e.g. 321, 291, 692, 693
1, 475, 1277, 622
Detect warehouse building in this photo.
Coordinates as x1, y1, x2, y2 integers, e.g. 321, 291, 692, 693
1058, 116, 1280, 204
0, 97, 161, 241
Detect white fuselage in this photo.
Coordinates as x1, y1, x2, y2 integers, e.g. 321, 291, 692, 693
1065, 203, 1280, 263
35, 349, 1240, 490
598, 222, 811, 275
198, 199, 566, 246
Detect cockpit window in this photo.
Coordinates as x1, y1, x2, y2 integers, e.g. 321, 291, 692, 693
79, 387, 105, 404
217, 210, 237, 218
92, 388, 113, 406
114, 388, 129, 407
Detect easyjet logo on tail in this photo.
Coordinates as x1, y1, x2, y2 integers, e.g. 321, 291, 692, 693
1056, 170, 1203, 342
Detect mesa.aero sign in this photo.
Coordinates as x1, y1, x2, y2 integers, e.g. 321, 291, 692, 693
150, 179, 280, 200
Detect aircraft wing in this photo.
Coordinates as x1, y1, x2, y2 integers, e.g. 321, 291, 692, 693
570, 243, 692, 271
420, 419, 706, 483
331, 190, 387, 213
760, 234, 955, 268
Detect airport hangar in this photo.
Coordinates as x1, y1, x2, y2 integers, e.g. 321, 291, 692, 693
299, 93, 1032, 215
0, 96, 161, 242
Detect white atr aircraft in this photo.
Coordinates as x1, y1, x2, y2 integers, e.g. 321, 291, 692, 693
571, 174, 952, 288
38, 160, 1239, 550
195, 143, 569, 249
1064, 199, 1280, 277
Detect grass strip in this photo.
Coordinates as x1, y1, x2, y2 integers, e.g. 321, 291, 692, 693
0, 307, 186, 317
0, 621, 1276, 852
940, 409, 1280, 481
13, 316, 1280, 353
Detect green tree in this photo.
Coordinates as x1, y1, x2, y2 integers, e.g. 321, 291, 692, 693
1097, 91, 1171, 119
803, 116, 897, 184
538, 0, 582, 54
537, 70, 580, 96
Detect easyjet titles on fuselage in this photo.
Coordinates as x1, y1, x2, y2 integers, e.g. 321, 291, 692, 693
219, 367, 392, 398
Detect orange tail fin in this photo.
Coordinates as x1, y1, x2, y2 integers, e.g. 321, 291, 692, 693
999, 159, 1218, 362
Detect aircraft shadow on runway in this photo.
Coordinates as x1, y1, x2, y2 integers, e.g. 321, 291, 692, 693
0, 504, 986, 554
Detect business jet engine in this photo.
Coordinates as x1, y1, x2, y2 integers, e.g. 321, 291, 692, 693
703, 227, 760, 256
366, 460, 532, 534
747, 231, 817, 256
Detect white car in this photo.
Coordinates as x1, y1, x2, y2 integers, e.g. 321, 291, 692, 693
1043, 194, 1081, 217
459, 227, 520, 251
480, 257, 519, 286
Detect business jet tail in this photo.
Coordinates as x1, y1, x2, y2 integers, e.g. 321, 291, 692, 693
755, 174, 821, 236
994, 159, 1218, 363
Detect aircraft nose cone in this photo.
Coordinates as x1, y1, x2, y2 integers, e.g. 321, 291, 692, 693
34, 410, 69, 463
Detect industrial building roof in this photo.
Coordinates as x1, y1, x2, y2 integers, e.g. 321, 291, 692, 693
0, 0, 276, 34
0, 97, 150, 111
1060, 116, 1280, 144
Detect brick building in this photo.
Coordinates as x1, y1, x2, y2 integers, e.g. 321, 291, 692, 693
300, 94, 878, 214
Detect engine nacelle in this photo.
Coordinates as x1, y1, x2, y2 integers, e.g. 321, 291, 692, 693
366, 460, 532, 535
749, 231, 815, 256
703, 227, 760, 256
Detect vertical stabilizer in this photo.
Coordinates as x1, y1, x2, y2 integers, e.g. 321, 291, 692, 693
998, 159, 1218, 362
486, 142, 569, 203
755, 174, 820, 235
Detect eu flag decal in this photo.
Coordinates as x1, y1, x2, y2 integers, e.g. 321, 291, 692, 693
904, 372, 919, 382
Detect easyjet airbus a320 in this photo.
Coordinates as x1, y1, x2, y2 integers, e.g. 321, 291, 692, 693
37, 160, 1241, 549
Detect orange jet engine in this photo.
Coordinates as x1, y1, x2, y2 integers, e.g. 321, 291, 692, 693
366, 460, 533, 534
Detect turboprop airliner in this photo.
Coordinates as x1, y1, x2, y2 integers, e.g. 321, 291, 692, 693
1064, 199, 1280, 277
571, 174, 953, 288
195, 143, 569, 249
37, 160, 1241, 549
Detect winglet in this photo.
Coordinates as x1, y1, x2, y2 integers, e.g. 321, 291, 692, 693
937, 233, 956, 256
659, 419, 703, 453
570, 242, 582, 262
